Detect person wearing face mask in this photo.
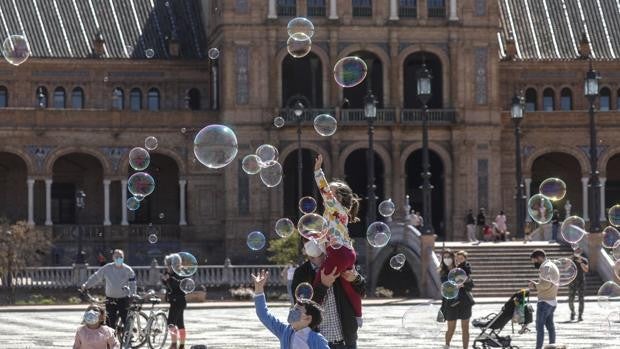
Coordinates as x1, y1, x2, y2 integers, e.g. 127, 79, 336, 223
568, 247, 589, 321
528, 249, 559, 349
80, 249, 136, 331
252, 269, 329, 349
73, 305, 120, 349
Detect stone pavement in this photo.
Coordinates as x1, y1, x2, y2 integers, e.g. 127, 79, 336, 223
0, 299, 617, 348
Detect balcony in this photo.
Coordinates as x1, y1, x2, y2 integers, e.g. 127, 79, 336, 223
428, 6, 446, 18
501, 110, 620, 128
51, 224, 181, 243
307, 5, 326, 17
278, 108, 457, 125
277, 5, 296, 17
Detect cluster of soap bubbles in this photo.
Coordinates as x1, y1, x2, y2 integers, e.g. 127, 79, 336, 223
2, 34, 30, 66
127, 137, 160, 218
241, 144, 283, 187
167, 252, 199, 294
604, 204, 620, 266
527, 178, 566, 225
287, 17, 314, 58
390, 253, 406, 270
365, 199, 396, 248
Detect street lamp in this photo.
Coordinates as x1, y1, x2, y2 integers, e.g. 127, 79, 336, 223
511, 93, 526, 239
585, 63, 601, 233
364, 90, 377, 291
75, 189, 86, 263
416, 64, 433, 235
292, 101, 305, 214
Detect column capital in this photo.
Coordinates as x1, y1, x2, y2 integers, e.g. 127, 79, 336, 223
45, 178, 53, 184
27, 178, 35, 185
179, 179, 188, 185
581, 177, 590, 184
600, 177, 607, 184
103, 179, 112, 185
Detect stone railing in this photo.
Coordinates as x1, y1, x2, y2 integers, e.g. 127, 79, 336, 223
277, 108, 457, 125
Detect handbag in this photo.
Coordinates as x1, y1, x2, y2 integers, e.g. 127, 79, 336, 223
436, 307, 445, 322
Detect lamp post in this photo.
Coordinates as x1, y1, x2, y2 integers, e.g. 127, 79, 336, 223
75, 189, 86, 263
585, 63, 601, 233
364, 90, 377, 290
416, 64, 433, 235
293, 101, 305, 214
511, 94, 526, 239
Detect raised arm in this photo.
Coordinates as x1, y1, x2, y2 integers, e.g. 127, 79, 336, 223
314, 155, 346, 213
252, 270, 288, 338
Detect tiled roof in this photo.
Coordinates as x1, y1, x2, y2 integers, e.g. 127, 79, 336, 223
498, 0, 620, 60
0, 0, 207, 59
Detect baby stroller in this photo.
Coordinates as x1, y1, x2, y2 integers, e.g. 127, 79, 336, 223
472, 289, 533, 349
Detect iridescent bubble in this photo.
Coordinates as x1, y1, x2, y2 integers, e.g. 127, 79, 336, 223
313, 114, 337, 137
247, 231, 266, 251
287, 33, 312, 58
148, 234, 158, 244
273, 116, 285, 128
366, 221, 391, 248
390, 253, 406, 270
448, 268, 468, 286
329, 234, 345, 250
527, 194, 553, 224
298, 196, 317, 214
333, 56, 368, 88
255, 144, 279, 163
179, 278, 195, 294
598, 281, 620, 298
2, 35, 30, 66
193, 124, 239, 169
552, 258, 578, 286
144, 136, 158, 151
441, 281, 459, 300
561, 216, 587, 244
145, 48, 155, 58
259, 161, 283, 187
208, 47, 220, 60
275, 218, 295, 238
129, 147, 150, 171
170, 252, 198, 277
287, 17, 315, 38
539, 178, 567, 201
134, 194, 145, 202
242, 154, 263, 175
297, 213, 328, 240
609, 204, 620, 227
378, 199, 396, 218
294, 282, 313, 301
127, 172, 156, 197
539, 260, 560, 285
602, 226, 620, 249
126, 197, 140, 211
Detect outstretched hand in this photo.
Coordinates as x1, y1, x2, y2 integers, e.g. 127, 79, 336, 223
251, 270, 270, 294
314, 154, 323, 171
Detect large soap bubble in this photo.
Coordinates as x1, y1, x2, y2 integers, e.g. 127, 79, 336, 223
551, 258, 578, 286
294, 282, 314, 301
2, 35, 30, 66
287, 17, 315, 38
441, 281, 459, 300
193, 124, 238, 169
297, 213, 328, 240
448, 268, 468, 286
144, 136, 158, 151
179, 278, 195, 294
539, 260, 560, 285
333, 56, 368, 88
127, 172, 155, 197
402, 303, 443, 337
366, 221, 391, 248
170, 252, 198, 277
260, 161, 283, 187
539, 177, 567, 201
298, 196, 317, 214
275, 218, 295, 238
129, 147, 150, 171
313, 114, 337, 137
126, 197, 140, 211
602, 226, 620, 249
561, 216, 587, 244
287, 33, 311, 58
256, 144, 279, 163
242, 154, 263, 175
609, 204, 620, 227
527, 194, 553, 224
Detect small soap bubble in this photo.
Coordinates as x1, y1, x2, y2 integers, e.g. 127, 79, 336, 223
247, 231, 266, 251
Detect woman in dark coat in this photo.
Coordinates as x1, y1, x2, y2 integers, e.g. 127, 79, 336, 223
163, 255, 188, 349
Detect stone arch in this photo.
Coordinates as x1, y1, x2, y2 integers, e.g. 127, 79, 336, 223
397, 45, 451, 108
45, 147, 112, 176
524, 147, 589, 177
399, 142, 453, 176
337, 44, 391, 105
279, 142, 331, 174
599, 146, 620, 176
0, 146, 35, 175
338, 141, 392, 181
276, 45, 330, 108
118, 147, 187, 177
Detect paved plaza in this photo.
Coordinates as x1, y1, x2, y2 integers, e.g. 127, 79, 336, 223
0, 299, 617, 348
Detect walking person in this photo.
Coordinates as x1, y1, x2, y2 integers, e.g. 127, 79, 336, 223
476, 209, 486, 241
494, 210, 507, 241
163, 254, 188, 349
551, 210, 560, 242
73, 305, 120, 349
568, 247, 589, 321
529, 249, 559, 349
281, 261, 297, 305
465, 210, 478, 244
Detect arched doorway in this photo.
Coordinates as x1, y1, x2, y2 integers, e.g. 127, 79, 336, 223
605, 154, 620, 214
343, 51, 383, 108
405, 149, 445, 237
375, 248, 420, 297
128, 154, 179, 224
403, 51, 443, 108
0, 152, 28, 222
344, 149, 385, 237
282, 148, 317, 220
530, 152, 583, 219
282, 52, 323, 108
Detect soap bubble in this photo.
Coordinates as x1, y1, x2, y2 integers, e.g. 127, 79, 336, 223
145, 49, 155, 58
609, 204, 620, 227
390, 253, 406, 270
378, 199, 396, 218
448, 268, 468, 286
148, 233, 158, 244
313, 114, 337, 136
333, 56, 368, 88
402, 303, 443, 337
603, 226, 620, 248
247, 231, 266, 251
551, 258, 578, 286
527, 194, 553, 224
259, 161, 283, 187
561, 216, 587, 244
193, 124, 238, 169
179, 278, 195, 294
539, 260, 560, 285
208, 47, 220, 60
275, 218, 295, 238
274, 116, 285, 128
615, 259, 620, 279
134, 194, 145, 202
170, 252, 198, 277
127, 172, 156, 197
2, 35, 30, 66
298, 196, 317, 214
287, 33, 312, 58
597, 281, 620, 306
255, 144, 279, 163
294, 282, 313, 301
539, 178, 567, 201
158, 212, 165, 219
614, 241, 620, 261
367, 221, 391, 248
297, 213, 328, 240
242, 154, 263, 175
129, 147, 150, 171
287, 17, 315, 38
126, 197, 140, 211
441, 281, 459, 300
144, 136, 158, 150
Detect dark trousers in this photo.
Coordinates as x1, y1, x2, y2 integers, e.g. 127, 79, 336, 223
167, 301, 187, 329
105, 297, 130, 329
568, 285, 585, 316
329, 342, 356, 349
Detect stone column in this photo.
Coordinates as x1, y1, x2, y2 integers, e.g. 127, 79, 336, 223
268, 0, 277, 19
449, 0, 459, 20
524, 177, 532, 222
581, 177, 589, 221
179, 179, 187, 226
329, 0, 338, 19
27, 178, 35, 225
600, 177, 606, 222
121, 179, 129, 226
45, 178, 53, 226
103, 179, 111, 226
389, 0, 399, 20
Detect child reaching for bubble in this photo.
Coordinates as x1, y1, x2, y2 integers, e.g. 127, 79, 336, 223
312, 154, 363, 324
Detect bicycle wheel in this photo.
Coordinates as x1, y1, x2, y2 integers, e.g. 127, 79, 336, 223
147, 312, 168, 349
130, 312, 149, 349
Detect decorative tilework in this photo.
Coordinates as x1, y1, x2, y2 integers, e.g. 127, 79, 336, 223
235, 0, 249, 13
238, 159, 250, 214
478, 159, 488, 210
236, 46, 249, 105
474, 47, 488, 105
26, 145, 55, 171
101, 147, 130, 172
475, 0, 486, 16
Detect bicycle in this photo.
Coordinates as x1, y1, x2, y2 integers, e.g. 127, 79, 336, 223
122, 290, 168, 349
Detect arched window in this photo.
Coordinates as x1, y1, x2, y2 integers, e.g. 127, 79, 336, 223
147, 88, 160, 111
53, 87, 66, 108
71, 87, 84, 109
542, 88, 555, 111
525, 88, 537, 111
36, 86, 48, 108
187, 88, 201, 110
404, 51, 442, 109
0, 86, 8, 108
281, 52, 323, 108
130, 88, 142, 111
600, 87, 611, 111
112, 88, 124, 110
560, 88, 572, 111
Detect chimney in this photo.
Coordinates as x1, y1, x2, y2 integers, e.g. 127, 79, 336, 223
578, 32, 590, 59
93, 31, 105, 57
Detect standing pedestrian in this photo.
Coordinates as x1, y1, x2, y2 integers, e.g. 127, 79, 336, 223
465, 210, 478, 243
551, 210, 560, 242
476, 209, 486, 241
494, 210, 507, 239
163, 254, 188, 349
281, 261, 297, 305
529, 249, 559, 349
568, 247, 589, 321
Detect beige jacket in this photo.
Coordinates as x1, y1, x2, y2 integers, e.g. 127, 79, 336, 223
534, 279, 559, 302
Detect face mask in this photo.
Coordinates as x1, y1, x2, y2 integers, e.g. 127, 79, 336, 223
443, 258, 452, 266
83, 310, 100, 326
114, 257, 124, 266
287, 306, 302, 324
533, 262, 542, 269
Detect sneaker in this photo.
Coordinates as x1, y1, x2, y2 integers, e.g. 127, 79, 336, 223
570, 313, 575, 321
578, 315, 583, 322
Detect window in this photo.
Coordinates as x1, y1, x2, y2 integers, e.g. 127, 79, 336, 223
428, 0, 446, 18
112, 88, 124, 110
147, 88, 160, 111
187, 88, 201, 110
36, 86, 48, 108
352, 0, 372, 17
130, 88, 142, 111
399, 0, 417, 18
600, 87, 611, 111
542, 88, 555, 111
560, 88, 572, 111
616, 89, 620, 110
53, 87, 66, 108
71, 87, 84, 109
307, 0, 326, 17
0, 86, 7, 108
277, 0, 296, 16
525, 88, 537, 111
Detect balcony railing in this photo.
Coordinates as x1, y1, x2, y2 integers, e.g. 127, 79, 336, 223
340, 109, 396, 123
399, 6, 417, 18
428, 6, 446, 18
277, 4, 297, 17
277, 108, 457, 125
352, 3, 373, 17
401, 109, 456, 123
307, 5, 326, 17
52, 224, 181, 242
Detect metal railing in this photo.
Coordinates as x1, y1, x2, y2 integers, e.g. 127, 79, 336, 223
277, 108, 457, 125
428, 6, 446, 18
307, 3, 326, 17
401, 109, 456, 123
340, 109, 396, 123
277, 1, 297, 17
399, 1, 418, 18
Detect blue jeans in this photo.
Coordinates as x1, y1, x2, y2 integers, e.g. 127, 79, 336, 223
536, 302, 556, 349
551, 224, 558, 241
329, 342, 356, 349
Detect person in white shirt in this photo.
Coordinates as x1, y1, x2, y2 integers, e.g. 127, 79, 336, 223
282, 261, 298, 305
